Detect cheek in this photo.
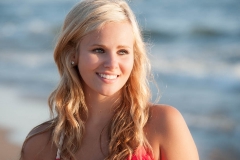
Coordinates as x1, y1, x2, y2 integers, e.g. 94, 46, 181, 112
122, 57, 134, 75
77, 54, 91, 79
78, 53, 99, 70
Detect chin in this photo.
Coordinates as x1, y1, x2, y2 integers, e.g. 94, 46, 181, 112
99, 89, 121, 97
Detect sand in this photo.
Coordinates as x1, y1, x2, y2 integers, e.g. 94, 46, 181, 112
0, 127, 21, 160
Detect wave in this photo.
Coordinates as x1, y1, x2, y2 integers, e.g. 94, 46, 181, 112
149, 53, 240, 94
142, 27, 240, 43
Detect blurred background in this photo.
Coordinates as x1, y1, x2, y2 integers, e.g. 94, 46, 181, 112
0, 0, 239, 159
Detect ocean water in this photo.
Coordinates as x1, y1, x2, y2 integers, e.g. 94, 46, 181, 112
0, 0, 240, 159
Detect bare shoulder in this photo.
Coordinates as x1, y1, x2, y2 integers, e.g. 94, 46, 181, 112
147, 104, 183, 130
20, 121, 57, 160
149, 104, 180, 121
146, 104, 199, 160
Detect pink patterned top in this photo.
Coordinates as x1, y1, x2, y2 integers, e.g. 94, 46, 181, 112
55, 134, 153, 160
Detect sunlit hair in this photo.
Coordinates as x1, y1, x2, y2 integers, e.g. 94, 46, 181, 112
24, 0, 152, 159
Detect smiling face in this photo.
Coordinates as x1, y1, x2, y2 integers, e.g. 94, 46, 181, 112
77, 21, 134, 98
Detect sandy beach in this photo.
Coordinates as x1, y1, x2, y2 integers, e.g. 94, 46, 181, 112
0, 127, 21, 160
0, 84, 50, 160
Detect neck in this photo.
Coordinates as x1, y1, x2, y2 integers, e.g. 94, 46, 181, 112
84, 91, 121, 125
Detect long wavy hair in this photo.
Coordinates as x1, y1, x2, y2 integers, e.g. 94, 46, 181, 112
23, 0, 153, 159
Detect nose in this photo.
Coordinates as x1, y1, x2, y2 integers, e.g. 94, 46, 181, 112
103, 52, 118, 69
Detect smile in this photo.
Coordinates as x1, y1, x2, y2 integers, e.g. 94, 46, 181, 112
97, 73, 119, 80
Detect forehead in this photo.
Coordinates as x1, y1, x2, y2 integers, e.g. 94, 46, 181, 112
80, 21, 134, 47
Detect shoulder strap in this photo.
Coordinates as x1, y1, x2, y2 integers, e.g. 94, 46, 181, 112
56, 132, 64, 160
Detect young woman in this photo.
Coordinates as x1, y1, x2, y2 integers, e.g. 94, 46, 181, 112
20, 0, 199, 159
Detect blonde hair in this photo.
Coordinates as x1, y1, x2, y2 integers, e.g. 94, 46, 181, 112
23, 0, 153, 159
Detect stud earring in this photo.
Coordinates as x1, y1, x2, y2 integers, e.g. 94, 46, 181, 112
71, 61, 75, 65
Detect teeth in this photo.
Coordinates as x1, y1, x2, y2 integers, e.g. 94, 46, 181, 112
98, 73, 117, 80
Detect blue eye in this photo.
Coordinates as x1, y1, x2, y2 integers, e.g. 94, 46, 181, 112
93, 48, 104, 53
118, 50, 128, 55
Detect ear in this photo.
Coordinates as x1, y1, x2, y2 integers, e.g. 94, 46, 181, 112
71, 50, 79, 66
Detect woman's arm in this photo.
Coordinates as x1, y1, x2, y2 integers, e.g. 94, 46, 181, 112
148, 105, 199, 160
20, 123, 57, 160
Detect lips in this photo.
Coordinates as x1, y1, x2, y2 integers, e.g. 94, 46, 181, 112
97, 73, 119, 80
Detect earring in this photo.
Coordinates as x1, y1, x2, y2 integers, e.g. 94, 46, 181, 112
71, 61, 75, 65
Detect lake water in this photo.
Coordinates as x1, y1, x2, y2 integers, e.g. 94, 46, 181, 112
0, 0, 240, 159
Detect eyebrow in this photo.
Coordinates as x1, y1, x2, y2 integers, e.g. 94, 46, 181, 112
117, 45, 132, 49
91, 44, 132, 49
